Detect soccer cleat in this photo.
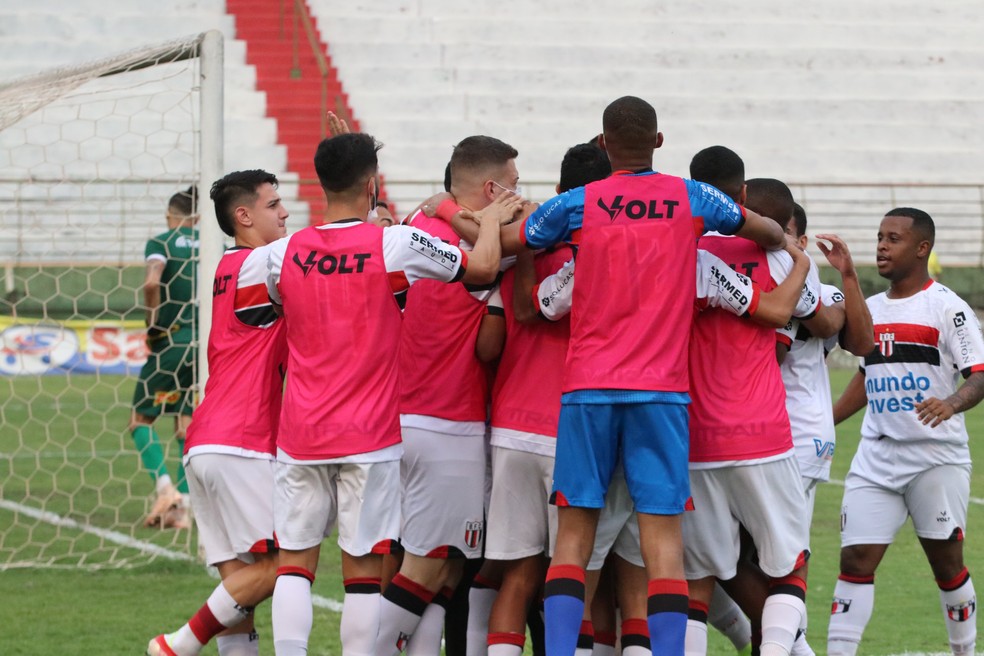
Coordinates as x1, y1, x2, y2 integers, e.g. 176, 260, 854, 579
143, 489, 182, 528
161, 499, 191, 530
146, 634, 179, 656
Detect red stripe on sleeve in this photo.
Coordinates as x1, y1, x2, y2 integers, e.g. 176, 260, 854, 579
746, 285, 761, 317
776, 332, 793, 347
235, 283, 269, 310
388, 270, 410, 293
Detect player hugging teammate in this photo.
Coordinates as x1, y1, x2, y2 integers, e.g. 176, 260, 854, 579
146, 99, 982, 656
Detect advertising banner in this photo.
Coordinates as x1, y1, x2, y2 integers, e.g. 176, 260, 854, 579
0, 316, 149, 375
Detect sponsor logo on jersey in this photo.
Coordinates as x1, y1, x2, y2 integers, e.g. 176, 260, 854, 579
597, 196, 679, 222
831, 597, 852, 614
813, 439, 835, 461
292, 250, 371, 277
954, 311, 966, 328
865, 370, 931, 414
708, 263, 750, 310
175, 235, 200, 249
464, 520, 484, 549
878, 331, 895, 357
947, 598, 976, 622
408, 232, 458, 271
153, 390, 182, 406
213, 274, 233, 297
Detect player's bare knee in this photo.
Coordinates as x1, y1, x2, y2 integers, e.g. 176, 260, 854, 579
839, 545, 881, 577
920, 538, 965, 582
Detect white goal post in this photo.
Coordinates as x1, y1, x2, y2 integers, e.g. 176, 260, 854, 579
0, 31, 224, 568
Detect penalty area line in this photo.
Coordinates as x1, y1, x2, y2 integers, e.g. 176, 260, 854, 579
0, 498, 344, 612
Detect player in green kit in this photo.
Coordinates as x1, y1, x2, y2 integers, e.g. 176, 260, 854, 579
130, 186, 199, 529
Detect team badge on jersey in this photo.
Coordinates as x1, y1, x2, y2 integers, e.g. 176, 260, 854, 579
463, 520, 484, 549
878, 330, 895, 357
947, 597, 976, 622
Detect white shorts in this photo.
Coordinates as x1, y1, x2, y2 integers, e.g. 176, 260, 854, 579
273, 459, 401, 555
589, 469, 644, 570
683, 457, 810, 580
186, 454, 276, 566
802, 476, 819, 528
841, 438, 970, 546
400, 426, 486, 559
486, 445, 557, 560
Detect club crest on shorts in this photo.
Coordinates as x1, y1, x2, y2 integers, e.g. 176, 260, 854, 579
396, 632, 410, 651
464, 520, 484, 549
878, 330, 895, 358
947, 597, 976, 622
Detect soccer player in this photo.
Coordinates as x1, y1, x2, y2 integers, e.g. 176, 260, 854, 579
129, 185, 199, 529
481, 142, 609, 656
492, 96, 787, 656
827, 208, 984, 656
525, 224, 814, 656
374, 135, 522, 656
780, 203, 874, 520
266, 132, 515, 656
683, 178, 825, 656
147, 169, 289, 656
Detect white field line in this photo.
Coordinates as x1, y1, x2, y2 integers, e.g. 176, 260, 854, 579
828, 478, 984, 506
0, 498, 344, 612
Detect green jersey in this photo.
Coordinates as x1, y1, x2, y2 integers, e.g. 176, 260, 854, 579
144, 225, 198, 343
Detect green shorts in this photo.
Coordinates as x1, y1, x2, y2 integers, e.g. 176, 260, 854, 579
131, 335, 196, 418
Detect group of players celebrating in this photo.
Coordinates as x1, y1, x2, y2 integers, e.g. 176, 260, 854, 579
145, 96, 984, 656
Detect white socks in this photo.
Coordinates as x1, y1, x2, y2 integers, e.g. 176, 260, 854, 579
827, 575, 874, 656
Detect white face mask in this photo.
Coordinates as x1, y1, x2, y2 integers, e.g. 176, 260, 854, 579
367, 206, 379, 223
491, 180, 523, 198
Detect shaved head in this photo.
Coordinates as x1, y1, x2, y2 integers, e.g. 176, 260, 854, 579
602, 96, 660, 159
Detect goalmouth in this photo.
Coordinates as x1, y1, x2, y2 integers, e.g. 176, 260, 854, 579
0, 31, 224, 568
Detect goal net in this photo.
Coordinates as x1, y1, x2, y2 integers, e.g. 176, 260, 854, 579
0, 32, 224, 569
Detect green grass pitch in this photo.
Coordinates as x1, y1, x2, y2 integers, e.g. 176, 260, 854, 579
1, 368, 982, 654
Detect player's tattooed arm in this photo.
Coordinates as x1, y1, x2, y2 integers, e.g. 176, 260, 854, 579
833, 370, 868, 425
916, 371, 984, 428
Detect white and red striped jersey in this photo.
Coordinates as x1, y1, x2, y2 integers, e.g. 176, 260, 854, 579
185, 246, 287, 460
779, 283, 844, 481
860, 280, 984, 446
267, 220, 467, 462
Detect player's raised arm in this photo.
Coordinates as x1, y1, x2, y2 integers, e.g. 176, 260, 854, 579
748, 235, 812, 327
816, 233, 875, 357
458, 192, 523, 284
